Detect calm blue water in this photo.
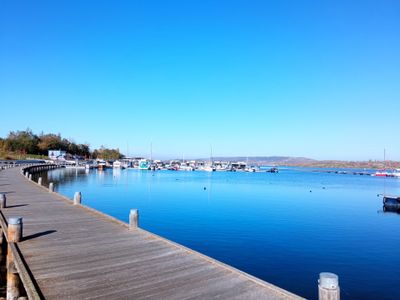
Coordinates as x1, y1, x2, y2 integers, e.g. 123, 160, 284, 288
34, 168, 400, 299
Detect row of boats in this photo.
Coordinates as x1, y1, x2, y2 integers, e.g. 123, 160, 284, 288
82, 159, 279, 173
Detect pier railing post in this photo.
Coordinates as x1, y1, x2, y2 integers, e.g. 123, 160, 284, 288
7, 217, 23, 300
49, 182, 54, 192
74, 192, 82, 205
318, 272, 340, 300
129, 209, 139, 230
38, 177, 42, 186
8, 217, 23, 243
0, 193, 6, 209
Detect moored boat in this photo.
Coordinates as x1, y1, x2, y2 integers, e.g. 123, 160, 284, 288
138, 159, 150, 170
202, 166, 216, 172
372, 171, 389, 177
266, 167, 278, 173
112, 160, 126, 169
392, 169, 400, 178
383, 195, 400, 212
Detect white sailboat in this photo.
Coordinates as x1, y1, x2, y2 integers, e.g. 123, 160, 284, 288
203, 145, 215, 172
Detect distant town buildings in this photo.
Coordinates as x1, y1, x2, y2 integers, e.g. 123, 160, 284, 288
48, 150, 67, 160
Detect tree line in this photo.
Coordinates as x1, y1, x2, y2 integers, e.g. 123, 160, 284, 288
0, 129, 122, 160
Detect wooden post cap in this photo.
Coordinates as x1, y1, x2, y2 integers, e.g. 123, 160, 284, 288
8, 217, 22, 226
319, 273, 339, 289
318, 272, 340, 300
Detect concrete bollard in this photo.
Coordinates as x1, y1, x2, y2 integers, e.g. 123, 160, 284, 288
49, 182, 54, 192
24, 172, 28, 177
129, 209, 139, 230
28, 174, 32, 180
38, 177, 42, 186
0, 193, 6, 209
318, 272, 340, 300
74, 192, 82, 205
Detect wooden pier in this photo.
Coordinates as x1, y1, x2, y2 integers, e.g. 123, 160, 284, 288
0, 165, 306, 299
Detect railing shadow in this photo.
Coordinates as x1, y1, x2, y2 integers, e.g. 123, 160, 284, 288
23, 230, 57, 241
5, 204, 28, 208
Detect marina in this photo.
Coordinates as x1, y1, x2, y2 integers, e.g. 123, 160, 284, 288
2, 1, 399, 299
2, 162, 396, 299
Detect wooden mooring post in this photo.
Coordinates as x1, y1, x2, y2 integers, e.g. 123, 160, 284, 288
0, 193, 6, 209
129, 209, 139, 230
49, 182, 54, 193
74, 192, 81, 205
7, 217, 23, 300
318, 272, 340, 300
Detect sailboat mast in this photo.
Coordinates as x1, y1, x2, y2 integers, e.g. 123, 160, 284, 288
210, 145, 213, 165
150, 142, 153, 162
384, 148, 386, 195
384, 148, 386, 168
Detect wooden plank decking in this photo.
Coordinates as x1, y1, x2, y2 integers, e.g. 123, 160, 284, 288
0, 167, 302, 299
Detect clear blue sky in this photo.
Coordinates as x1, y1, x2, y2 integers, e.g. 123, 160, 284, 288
1, 1, 399, 160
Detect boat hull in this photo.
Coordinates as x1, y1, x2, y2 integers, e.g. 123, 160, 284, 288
383, 196, 400, 212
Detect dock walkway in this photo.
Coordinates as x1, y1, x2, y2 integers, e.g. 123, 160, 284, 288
0, 166, 301, 299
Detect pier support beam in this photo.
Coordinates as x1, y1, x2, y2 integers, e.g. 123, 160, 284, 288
0, 193, 6, 209
7, 270, 20, 300
74, 192, 82, 205
49, 182, 54, 193
7, 217, 23, 300
129, 209, 139, 230
38, 177, 42, 186
318, 272, 340, 300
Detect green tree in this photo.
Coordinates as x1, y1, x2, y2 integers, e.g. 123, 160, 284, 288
37, 134, 64, 155
92, 146, 123, 160
5, 129, 39, 154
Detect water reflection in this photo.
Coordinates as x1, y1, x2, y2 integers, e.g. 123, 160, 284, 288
383, 206, 400, 214
32, 168, 89, 190
30, 167, 400, 299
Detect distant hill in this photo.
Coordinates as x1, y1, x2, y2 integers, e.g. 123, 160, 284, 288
181, 156, 400, 169
198, 156, 317, 166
